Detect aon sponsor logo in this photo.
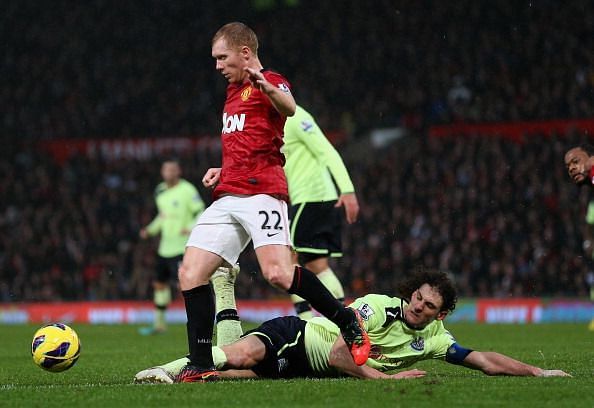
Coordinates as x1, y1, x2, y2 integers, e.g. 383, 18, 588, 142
222, 112, 246, 134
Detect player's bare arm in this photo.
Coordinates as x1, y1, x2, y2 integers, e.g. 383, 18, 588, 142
461, 350, 571, 377
328, 334, 426, 380
244, 67, 296, 117
202, 167, 221, 188
335, 193, 360, 224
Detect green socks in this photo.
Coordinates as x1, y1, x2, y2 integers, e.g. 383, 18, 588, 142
158, 347, 228, 376
154, 287, 171, 330
212, 265, 243, 346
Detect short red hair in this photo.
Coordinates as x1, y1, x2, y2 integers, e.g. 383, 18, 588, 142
212, 22, 258, 55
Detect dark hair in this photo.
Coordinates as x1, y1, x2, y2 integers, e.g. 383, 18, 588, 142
571, 143, 594, 156
162, 157, 181, 165
397, 266, 458, 313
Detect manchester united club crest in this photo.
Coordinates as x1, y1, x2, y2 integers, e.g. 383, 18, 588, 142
241, 86, 252, 102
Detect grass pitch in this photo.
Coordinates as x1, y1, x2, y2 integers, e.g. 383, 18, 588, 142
1, 323, 593, 407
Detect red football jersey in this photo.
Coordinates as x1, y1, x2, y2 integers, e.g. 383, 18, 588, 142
213, 70, 291, 202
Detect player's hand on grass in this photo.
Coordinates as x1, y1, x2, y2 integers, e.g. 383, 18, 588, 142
538, 369, 572, 377
139, 228, 149, 239
335, 193, 359, 224
388, 369, 426, 379
202, 168, 221, 188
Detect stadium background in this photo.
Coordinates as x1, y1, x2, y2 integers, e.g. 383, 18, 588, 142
1, 0, 594, 323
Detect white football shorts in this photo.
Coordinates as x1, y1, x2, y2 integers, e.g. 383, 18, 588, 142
186, 194, 292, 265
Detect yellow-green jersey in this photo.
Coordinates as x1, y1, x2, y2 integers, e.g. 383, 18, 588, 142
304, 294, 457, 376
145, 179, 204, 257
283, 105, 355, 204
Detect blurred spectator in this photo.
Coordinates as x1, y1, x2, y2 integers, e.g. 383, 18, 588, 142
2, 0, 594, 301
2, 0, 593, 139
340, 131, 591, 298
1, 131, 592, 301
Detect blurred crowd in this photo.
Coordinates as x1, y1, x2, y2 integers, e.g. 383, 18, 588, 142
2, 0, 594, 301
3, 0, 593, 139
0, 144, 218, 301
342, 132, 591, 298
1, 132, 592, 302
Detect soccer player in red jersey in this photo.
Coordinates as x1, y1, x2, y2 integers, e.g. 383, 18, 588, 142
176, 22, 370, 383
565, 144, 594, 331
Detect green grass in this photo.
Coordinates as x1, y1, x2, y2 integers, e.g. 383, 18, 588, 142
1, 323, 593, 407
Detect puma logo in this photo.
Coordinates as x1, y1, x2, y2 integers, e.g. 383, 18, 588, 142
386, 310, 401, 319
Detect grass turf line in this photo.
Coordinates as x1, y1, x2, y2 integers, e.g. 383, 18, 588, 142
1, 323, 592, 407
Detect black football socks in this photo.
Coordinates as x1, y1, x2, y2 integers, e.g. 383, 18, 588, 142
182, 284, 215, 368
288, 265, 353, 329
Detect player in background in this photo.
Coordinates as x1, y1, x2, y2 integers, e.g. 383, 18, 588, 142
283, 105, 359, 320
138, 159, 205, 335
176, 22, 369, 383
564, 144, 594, 331
135, 269, 571, 382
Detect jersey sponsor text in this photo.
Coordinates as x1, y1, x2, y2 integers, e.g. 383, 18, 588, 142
222, 112, 246, 134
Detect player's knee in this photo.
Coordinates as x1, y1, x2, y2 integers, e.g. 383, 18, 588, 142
261, 264, 291, 290
177, 263, 188, 280
178, 261, 212, 288
225, 341, 259, 368
178, 262, 198, 285
242, 349, 262, 367
222, 349, 245, 368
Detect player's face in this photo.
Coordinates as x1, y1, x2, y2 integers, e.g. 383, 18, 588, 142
565, 148, 591, 185
212, 38, 248, 84
404, 284, 447, 329
161, 162, 181, 184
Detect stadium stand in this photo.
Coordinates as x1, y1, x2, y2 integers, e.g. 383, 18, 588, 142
2, 0, 592, 139
1, 131, 592, 301
1, 1, 593, 301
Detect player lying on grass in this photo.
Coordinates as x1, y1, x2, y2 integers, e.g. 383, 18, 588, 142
135, 269, 570, 382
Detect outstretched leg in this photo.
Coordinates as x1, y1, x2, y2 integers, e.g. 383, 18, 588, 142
256, 244, 370, 366
291, 254, 345, 320
134, 333, 267, 383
